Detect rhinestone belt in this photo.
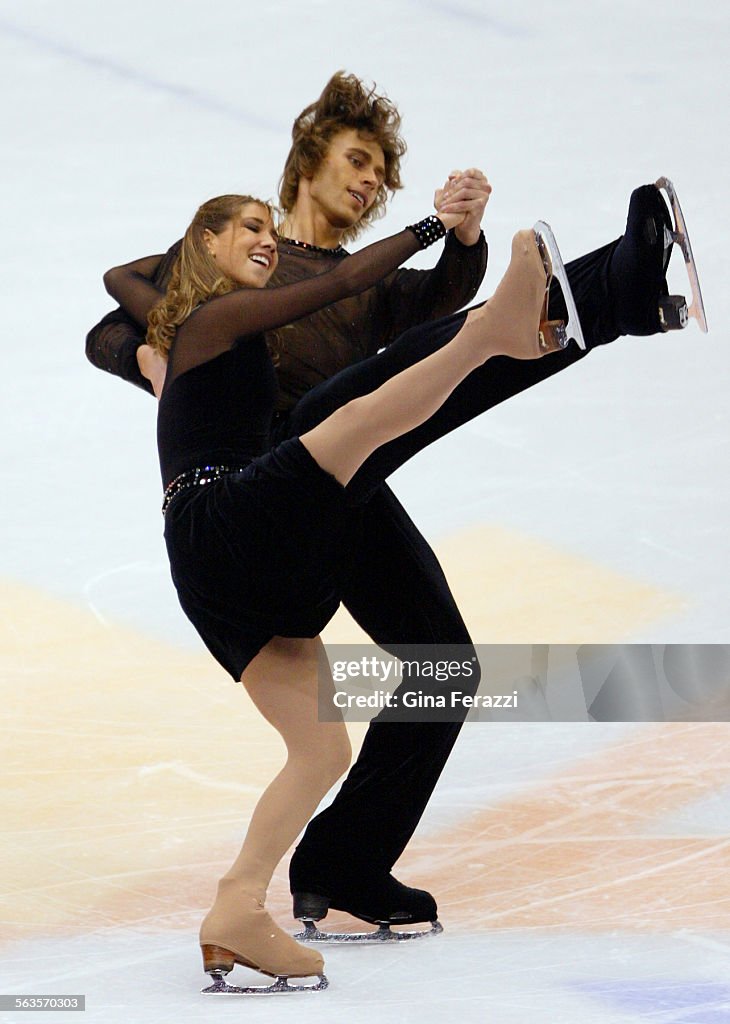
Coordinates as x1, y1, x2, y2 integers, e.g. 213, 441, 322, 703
161, 464, 249, 516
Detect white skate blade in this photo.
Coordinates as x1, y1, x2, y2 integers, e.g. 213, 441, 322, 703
202, 972, 328, 994
655, 176, 708, 333
533, 220, 586, 351
294, 919, 444, 943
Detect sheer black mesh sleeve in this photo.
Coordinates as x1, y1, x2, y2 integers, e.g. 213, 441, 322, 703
85, 241, 181, 394
376, 229, 488, 345
103, 254, 167, 327
85, 309, 153, 394
168, 227, 423, 383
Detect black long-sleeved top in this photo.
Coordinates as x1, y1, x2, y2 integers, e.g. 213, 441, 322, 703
100, 221, 485, 485
86, 230, 487, 409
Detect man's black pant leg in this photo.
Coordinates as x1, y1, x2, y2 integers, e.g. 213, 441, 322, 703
284, 242, 622, 504
288, 240, 621, 889
291, 485, 478, 889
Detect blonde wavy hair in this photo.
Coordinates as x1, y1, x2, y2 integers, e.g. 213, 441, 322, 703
147, 194, 274, 356
279, 71, 406, 244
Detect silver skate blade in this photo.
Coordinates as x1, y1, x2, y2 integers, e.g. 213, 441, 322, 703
655, 176, 708, 333
533, 220, 586, 350
202, 971, 328, 994
294, 919, 443, 943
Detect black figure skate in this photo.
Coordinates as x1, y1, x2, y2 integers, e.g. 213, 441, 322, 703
292, 874, 443, 944
608, 179, 707, 338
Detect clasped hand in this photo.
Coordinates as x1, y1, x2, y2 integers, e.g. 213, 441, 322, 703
434, 168, 492, 244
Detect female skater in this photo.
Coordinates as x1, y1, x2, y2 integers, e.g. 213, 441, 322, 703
103, 193, 556, 992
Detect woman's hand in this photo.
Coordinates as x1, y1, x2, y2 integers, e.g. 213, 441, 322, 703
136, 343, 167, 400
433, 189, 466, 231
435, 168, 492, 245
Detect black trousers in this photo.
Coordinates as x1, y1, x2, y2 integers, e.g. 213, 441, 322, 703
272, 239, 619, 889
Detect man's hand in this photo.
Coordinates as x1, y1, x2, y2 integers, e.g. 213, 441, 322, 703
435, 168, 492, 246
136, 343, 167, 400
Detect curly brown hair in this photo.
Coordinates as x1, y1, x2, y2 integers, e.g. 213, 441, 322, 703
146, 194, 274, 356
279, 71, 407, 243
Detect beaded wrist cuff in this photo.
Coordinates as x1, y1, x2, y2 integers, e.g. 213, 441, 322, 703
407, 215, 448, 249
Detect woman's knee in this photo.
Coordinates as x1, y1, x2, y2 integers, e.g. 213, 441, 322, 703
290, 726, 352, 787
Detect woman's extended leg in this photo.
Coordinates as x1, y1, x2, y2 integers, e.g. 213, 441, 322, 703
199, 636, 351, 980
301, 229, 548, 488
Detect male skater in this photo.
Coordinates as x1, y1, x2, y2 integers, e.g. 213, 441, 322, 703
87, 71, 676, 934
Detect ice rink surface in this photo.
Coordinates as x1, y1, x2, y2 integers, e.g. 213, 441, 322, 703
1, 1, 729, 1021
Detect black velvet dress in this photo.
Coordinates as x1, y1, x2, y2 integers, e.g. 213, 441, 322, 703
160, 344, 350, 679
156, 225, 438, 679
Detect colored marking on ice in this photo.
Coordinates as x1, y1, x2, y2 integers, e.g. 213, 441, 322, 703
1, 573, 722, 941
400, 722, 730, 933
574, 980, 730, 1023
323, 523, 684, 645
